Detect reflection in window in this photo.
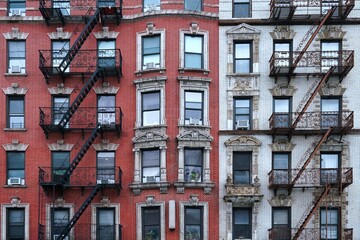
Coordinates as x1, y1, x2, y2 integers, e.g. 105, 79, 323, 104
320, 208, 338, 240
142, 35, 160, 69
52, 41, 70, 73
185, 0, 202, 11
142, 91, 160, 126
233, 152, 251, 184
7, 152, 25, 182
7, 208, 25, 239
8, 0, 26, 16
234, 42, 251, 73
185, 35, 203, 69
52, 208, 69, 239
185, 91, 203, 125
233, 0, 250, 18
233, 208, 252, 239
97, 208, 115, 240
53, 0, 70, 15
97, 152, 115, 184
185, 207, 203, 240
53, 96, 69, 127
234, 98, 251, 130
8, 96, 25, 129
52, 152, 69, 183
142, 207, 161, 239
142, 149, 160, 183
143, 0, 160, 12
98, 95, 116, 125
98, 40, 116, 68
184, 149, 203, 182
8, 41, 26, 73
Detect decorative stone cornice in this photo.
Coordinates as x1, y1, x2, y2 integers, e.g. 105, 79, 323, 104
47, 141, 74, 151
177, 129, 213, 142
267, 195, 292, 207
226, 23, 261, 35
225, 135, 261, 146
133, 129, 168, 143
317, 25, 346, 40
3, 141, 29, 151
47, 27, 71, 39
269, 25, 296, 39
93, 141, 119, 151
3, 28, 29, 39
48, 86, 74, 95
2, 84, 28, 95
269, 85, 297, 96
269, 139, 296, 152
93, 83, 119, 94
93, 27, 119, 39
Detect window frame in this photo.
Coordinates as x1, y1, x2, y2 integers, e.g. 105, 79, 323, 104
184, 206, 203, 240
97, 94, 116, 125
6, 151, 25, 183
272, 152, 291, 185
141, 149, 161, 183
8, 0, 26, 16
234, 41, 252, 73
142, 207, 161, 239
51, 208, 70, 239
320, 152, 340, 185
52, 95, 69, 126
320, 207, 339, 240
273, 40, 293, 68
233, 97, 252, 130
143, 0, 160, 12
233, 151, 252, 184
273, 97, 292, 128
142, 34, 161, 70
51, 151, 70, 183
184, 148, 203, 183
97, 207, 116, 240
184, 0, 202, 11
7, 40, 26, 73
97, 151, 116, 184
141, 91, 161, 126
52, 40, 70, 73
98, 39, 116, 69
233, 0, 251, 18
233, 207, 252, 239
184, 34, 204, 69
271, 207, 291, 240
321, 40, 342, 72
7, 95, 25, 129
184, 90, 204, 125
7, 208, 25, 240
320, 96, 341, 128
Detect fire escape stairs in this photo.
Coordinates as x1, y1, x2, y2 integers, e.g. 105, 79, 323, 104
288, 7, 336, 80
55, 185, 102, 240
292, 183, 331, 240
57, 69, 103, 129
61, 124, 101, 185
39, 0, 65, 26
56, 8, 101, 75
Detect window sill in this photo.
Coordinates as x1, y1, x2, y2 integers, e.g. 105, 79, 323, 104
4, 128, 27, 132
135, 124, 167, 130
135, 67, 166, 76
174, 181, 215, 194
4, 184, 27, 188
129, 181, 170, 195
179, 124, 210, 129
5, 73, 27, 76
178, 68, 209, 75
226, 72, 260, 77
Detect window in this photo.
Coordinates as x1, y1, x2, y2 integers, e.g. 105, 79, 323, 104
272, 153, 290, 185
53, 0, 70, 15
233, 0, 250, 18
142, 35, 160, 70
97, 208, 115, 240
8, 0, 25, 16
97, 152, 115, 184
233, 208, 251, 239
185, 207, 203, 240
185, 91, 203, 125
321, 41, 341, 72
7, 208, 25, 240
142, 207, 161, 239
234, 42, 252, 73
320, 152, 340, 184
52, 208, 69, 239
52, 41, 70, 73
8, 41, 25, 73
234, 98, 251, 130
185, 0, 202, 11
274, 41, 292, 68
98, 0, 116, 8
320, 208, 339, 240
184, 149, 203, 182
7, 95, 25, 129
143, 0, 160, 12
142, 91, 160, 126
98, 40, 116, 68
184, 35, 203, 69
52, 152, 69, 183
233, 152, 251, 184
7, 152, 25, 185
98, 95, 116, 125
273, 98, 291, 128
142, 149, 160, 183
53, 96, 69, 126
321, 97, 340, 128
272, 208, 291, 240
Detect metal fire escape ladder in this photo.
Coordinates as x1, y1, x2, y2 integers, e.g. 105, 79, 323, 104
62, 124, 101, 184
57, 8, 101, 74
290, 7, 336, 75
55, 185, 102, 240
292, 183, 331, 240
57, 69, 102, 128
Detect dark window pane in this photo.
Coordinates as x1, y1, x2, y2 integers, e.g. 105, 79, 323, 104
234, 0, 250, 18
143, 92, 160, 110
185, 0, 202, 11
143, 36, 160, 55
52, 152, 69, 168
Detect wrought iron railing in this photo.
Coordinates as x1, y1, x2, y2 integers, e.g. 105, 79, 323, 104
269, 111, 353, 131
268, 168, 353, 188
39, 0, 123, 11
268, 227, 353, 240
39, 49, 122, 78
269, 50, 354, 76
38, 166, 123, 188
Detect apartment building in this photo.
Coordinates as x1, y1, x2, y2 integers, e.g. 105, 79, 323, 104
0, 0, 219, 239
219, 0, 359, 239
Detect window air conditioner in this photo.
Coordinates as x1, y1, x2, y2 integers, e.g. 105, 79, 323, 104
97, 179, 103, 184
236, 120, 249, 130
53, 235, 68, 240
11, 66, 21, 73
8, 177, 21, 185
10, 9, 21, 16
108, 179, 115, 184
189, 118, 200, 125
146, 176, 156, 183
145, 62, 155, 69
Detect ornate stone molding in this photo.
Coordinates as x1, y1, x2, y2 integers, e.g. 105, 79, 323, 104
317, 25, 346, 40
269, 85, 297, 96
3, 28, 29, 39
177, 129, 213, 143
2, 84, 28, 95
47, 85, 74, 95
133, 128, 168, 144
47, 141, 74, 151
225, 135, 261, 147
3, 141, 29, 151
93, 83, 119, 94
269, 25, 296, 40
93, 27, 119, 39
269, 139, 296, 152
93, 141, 119, 151
47, 27, 71, 39
319, 83, 346, 96
267, 195, 292, 207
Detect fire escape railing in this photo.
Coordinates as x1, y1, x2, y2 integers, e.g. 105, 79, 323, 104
268, 227, 353, 240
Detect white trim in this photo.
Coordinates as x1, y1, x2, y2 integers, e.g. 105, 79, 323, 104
179, 201, 209, 240
91, 203, 120, 240
1, 203, 30, 240
136, 201, 166, 240
46, 204, 74, 240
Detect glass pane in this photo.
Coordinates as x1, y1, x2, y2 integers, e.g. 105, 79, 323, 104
9, 42, 25, 58
185, 109, 202, 120
185, 149, 202, 165
186, 208, 201, 224
54, 209, 69, 225
52, 152, 69, 168
98, 209, 114, 225
185, 53, 202, 68
321, 99, 339, 112
143, 36, 160, 55
143, 111, 160, 126
234, 209, 250, 224
185, 225, 201, 239
143, 54, 160, 68
321, 154, 338, 169
274, 99, 290, 112
234, 170, 250, 184
184, 166, 202, 182
9, 99, 24, 114
144, 0, 160, 6
8, 170, 25, 178
273, 154, 289, 169
143, 92, 160, 110
9, 117, 24, 128
233, 152, 251, 170
322, 42, 339, 52
185, 0, 202, 11
234, 3, 249, 18
275, 43, 290, 52
235, 59, 250, 73
235, 43, 250, 58
235, 99, 250, 109
273, 209, 289, 225
52, 41, 69, 58
98, 95, 115, 110
143, 208, 160, 225
98, 152, 115, 168
8, 152, 24, 168
186, 91, 202, 103
143, 150, 160, 167
185, 36, 202, 53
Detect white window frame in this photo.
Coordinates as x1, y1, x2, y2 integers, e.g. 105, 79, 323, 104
179, 29, 209, 70
179, 201, 209, 240
136, 201, 165, 240
91, 203, 120, 240
45, 203, 74, 240
1, 203, 29, 240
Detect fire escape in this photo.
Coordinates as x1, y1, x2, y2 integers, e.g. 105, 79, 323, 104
268, 1, 354, 239
38, 1, 123, 240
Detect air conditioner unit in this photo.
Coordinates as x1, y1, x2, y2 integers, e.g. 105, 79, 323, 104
146, 176, 156, 183
145, 62, 155, 69
8, 178, 21, 185
10, 9, 21, 16
11, 66, 21, 73
189, 118, 200, 125
236, 120, 249, 130
53, 235, 68, 240
97, 179, 103, 184
108, 179, 115, 184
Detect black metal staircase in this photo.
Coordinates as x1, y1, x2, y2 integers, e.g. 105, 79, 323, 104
55, 185, 102, 240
